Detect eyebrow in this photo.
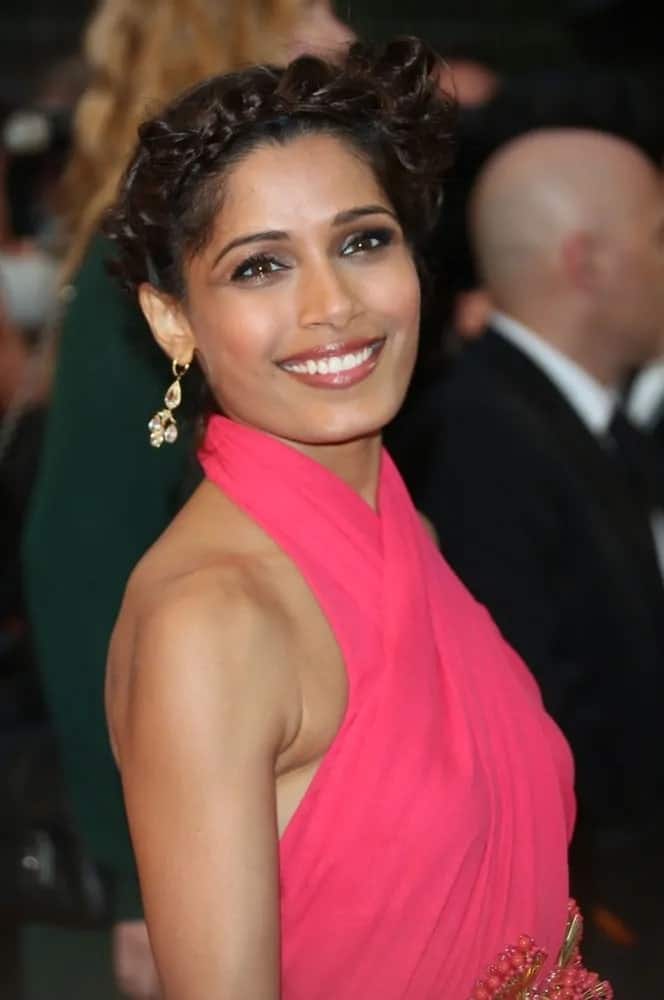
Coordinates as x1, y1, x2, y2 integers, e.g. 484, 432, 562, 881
212, 204, 398, 266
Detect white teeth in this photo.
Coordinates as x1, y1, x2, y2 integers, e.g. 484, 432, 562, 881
281, 342, 380, 375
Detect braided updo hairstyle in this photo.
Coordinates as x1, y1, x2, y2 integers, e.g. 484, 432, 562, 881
106, 37, 456, 299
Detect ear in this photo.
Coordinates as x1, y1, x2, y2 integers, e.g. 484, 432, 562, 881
453, 287, 492, 340
560, 231, 599, 292
138, 283, 195, 366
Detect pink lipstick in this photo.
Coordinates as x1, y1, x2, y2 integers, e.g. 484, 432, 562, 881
276, 337, 385, 389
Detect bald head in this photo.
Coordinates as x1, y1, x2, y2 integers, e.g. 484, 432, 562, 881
468, 128, 664, 381
470, 128, 658, 300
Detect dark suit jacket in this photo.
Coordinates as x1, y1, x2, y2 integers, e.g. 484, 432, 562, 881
651, 411, 664, 458
405, 329, 664, 837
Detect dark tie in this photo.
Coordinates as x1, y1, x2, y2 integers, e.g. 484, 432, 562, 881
607, 408, 664, 513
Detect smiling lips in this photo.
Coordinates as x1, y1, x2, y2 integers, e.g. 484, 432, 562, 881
277, 337, 386, 388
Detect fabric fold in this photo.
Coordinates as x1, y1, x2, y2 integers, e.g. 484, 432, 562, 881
199, 415, 575, 999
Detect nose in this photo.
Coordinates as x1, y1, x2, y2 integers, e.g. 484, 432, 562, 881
298, 258, 355, 331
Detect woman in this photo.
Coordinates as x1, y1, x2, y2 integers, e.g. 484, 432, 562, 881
22, 2, 352, 997
104, 39, 611, 1000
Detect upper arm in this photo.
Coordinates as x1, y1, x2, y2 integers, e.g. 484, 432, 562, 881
116, 583, 293, 999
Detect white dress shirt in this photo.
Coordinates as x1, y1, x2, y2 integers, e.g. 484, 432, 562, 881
627, 360, 664, 430
491, 311, 664, 577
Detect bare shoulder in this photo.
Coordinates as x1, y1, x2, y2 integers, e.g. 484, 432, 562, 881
107, 554, 302, 768
129, 559, 287, 669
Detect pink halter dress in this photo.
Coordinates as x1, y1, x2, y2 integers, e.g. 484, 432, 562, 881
199, 415, 611, 1000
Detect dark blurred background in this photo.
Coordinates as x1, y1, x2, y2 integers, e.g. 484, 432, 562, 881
0, 0, 659, 103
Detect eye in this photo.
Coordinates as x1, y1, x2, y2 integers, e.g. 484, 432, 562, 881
231, 253, 287, 283
340, 227, 395, 257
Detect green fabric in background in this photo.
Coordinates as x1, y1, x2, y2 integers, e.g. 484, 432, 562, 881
23, 235, 195, 920
21, 925, 123, 1000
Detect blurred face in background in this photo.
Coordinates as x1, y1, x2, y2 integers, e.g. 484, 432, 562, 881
437, 59, 500, 109
285, 0, 355, 61
595, 165, 664, 366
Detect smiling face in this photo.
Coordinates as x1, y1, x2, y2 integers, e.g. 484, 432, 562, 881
142, 132, 421, 447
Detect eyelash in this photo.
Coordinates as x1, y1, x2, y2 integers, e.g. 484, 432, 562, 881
340, 227, 395, 256
230, 227, 395, 283
231, 253, 284, 283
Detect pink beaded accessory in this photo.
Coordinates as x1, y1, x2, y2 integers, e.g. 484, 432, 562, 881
468, 901, 613, 1000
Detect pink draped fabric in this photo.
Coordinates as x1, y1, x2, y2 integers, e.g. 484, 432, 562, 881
199, 415, 576, 999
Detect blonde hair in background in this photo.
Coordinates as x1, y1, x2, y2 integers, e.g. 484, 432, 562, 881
60, 0, 302, 279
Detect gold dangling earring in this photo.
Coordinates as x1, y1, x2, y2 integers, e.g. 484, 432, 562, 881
148, 359, 190, 447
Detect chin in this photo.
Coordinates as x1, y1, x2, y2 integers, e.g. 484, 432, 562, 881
283, 418, 382, 448
300, 398, 406, 446
222, 372, 411, 447
244, 401, 386, 449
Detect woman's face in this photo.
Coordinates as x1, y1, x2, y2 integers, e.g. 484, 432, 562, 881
285, 1, 354, 61
161, 134, 420, 447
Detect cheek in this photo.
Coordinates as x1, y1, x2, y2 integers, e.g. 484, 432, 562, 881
193, 295, 281, 378
392, 280, 421, 358
365, 258, 421, 334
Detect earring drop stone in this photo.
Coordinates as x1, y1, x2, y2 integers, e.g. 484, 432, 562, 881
164, 379, 182, 410
148, 359, 189, 447
149, 426, 165, 447
148, 409, 174, 447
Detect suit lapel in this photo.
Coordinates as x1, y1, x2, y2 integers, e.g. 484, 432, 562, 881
473, 329, 664, 606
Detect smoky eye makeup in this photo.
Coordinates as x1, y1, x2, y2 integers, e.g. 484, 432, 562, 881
339, 226, 397, 257
224, 217, 401, 284
230, 252, 291, 283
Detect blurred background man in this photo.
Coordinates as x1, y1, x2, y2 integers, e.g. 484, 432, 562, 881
406, 128, 664, 992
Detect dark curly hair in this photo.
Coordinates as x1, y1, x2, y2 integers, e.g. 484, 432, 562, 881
105, 37, 456, 298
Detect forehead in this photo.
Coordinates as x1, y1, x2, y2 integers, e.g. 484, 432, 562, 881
213, 132, 390, 236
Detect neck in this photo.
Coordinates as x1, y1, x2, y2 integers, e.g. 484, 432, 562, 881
277, 431, 383, 510
559, 344, 625, 389
498, 304, 626, 389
